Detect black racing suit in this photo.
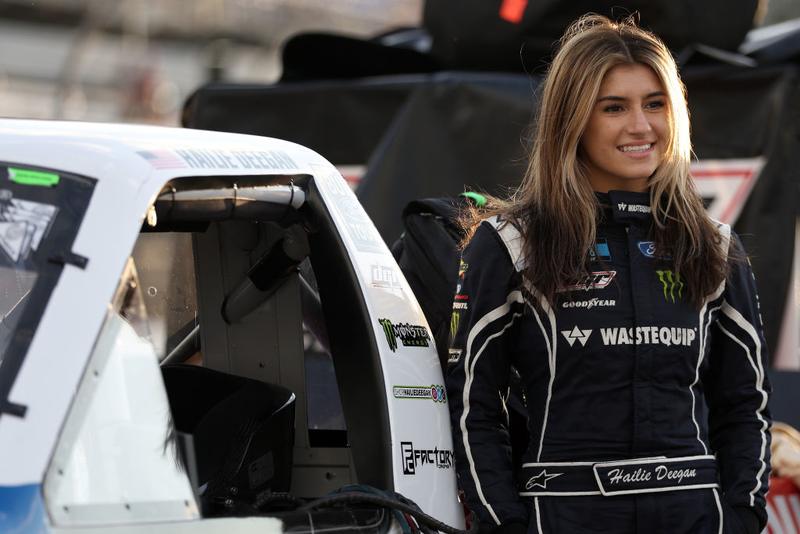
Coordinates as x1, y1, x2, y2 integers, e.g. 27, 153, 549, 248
446, 190, 771, 534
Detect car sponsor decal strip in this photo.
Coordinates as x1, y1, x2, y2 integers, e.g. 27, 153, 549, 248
8, 168, 60, 187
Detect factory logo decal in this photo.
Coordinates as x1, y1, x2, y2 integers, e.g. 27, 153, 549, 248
401, 442, 454, 475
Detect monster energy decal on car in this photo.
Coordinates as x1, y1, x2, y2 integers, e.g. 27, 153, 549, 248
657, 270, 683, 302
378, 319, 431, 352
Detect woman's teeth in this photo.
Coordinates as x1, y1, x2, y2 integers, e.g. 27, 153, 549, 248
619, 144, 652, 153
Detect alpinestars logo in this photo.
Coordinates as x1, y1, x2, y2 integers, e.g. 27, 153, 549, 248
378, 319, 431, 352
618, 202, 627, 211
657, 270, 683, 302
562, 326, 592, 346
525, 469, 564, 489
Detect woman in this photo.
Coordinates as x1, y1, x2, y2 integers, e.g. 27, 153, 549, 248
446, 14, 771, 534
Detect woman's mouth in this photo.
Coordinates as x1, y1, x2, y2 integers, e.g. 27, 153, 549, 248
618, 143, 653, 153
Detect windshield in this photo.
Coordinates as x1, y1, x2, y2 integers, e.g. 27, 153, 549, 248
0, 164, 95, 419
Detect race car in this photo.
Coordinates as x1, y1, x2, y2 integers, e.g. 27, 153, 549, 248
0, 119, 465, 533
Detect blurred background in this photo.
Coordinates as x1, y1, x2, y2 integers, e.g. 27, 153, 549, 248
0, 0, 798, 125
0, 0, 423, 124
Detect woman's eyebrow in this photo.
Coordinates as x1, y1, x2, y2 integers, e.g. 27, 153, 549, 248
596, 91, 666, 103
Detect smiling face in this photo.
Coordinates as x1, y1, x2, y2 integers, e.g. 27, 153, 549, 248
579, 63, 669, 193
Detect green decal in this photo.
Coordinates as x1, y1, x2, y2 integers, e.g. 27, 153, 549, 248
461, 191, 487, 207
657, 270, 683, 303
379, 318, 398, 352
9, 168, 60, 187
450, 311, 461, 338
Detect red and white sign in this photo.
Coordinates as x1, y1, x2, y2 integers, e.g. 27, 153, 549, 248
335, 165, 367, 191
690, 157, 766, 225
765, 477, 800, 534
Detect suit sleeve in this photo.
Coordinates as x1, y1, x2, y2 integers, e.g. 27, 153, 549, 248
446, 222, 528, 532
704, 231, 772, 531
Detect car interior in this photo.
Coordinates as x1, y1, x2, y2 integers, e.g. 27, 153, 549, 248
130, 173, 402, 531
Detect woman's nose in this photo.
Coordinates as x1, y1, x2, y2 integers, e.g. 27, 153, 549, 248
626, 107, 652, 135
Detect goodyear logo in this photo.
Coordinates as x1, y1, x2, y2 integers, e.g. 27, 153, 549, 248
378, 319, 430, 352
657, 270, 683, 302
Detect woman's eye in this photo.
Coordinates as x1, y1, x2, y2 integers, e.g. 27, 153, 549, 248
604, 104, 624, 113
646, 100, 666, 110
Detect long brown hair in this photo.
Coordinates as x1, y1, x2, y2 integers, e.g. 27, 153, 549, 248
463, 14, 730, 309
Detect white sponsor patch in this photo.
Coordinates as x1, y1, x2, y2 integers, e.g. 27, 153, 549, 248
561, 326, 592, 347
599, 326, 697, 347
562, 298, 615, 309
557, 271, 616, 293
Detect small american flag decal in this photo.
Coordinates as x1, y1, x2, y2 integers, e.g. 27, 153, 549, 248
137, 150, 187, 170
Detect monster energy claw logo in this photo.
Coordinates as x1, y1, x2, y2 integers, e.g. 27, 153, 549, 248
379, 318, 431, 352
450, 311, 461, 338
657, 270, 684, 303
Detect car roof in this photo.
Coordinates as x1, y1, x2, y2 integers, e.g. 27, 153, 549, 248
0, 118, 325, 193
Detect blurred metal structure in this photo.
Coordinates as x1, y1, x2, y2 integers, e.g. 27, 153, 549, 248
0, 0, 423, 124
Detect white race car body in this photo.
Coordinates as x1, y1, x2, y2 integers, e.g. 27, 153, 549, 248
0, 119, 463, 533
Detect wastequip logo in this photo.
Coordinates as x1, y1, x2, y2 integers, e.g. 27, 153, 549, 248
401, 442, 454, 475
561, 325, 697, 347
378, 319, 431, 352
617, 202, 651, 213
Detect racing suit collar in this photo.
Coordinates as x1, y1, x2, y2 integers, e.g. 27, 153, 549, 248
596, 190, 652, 226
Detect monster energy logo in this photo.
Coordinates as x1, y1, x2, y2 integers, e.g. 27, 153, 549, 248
378, 319, 431, 352
657, 270, 683, 302
450, 311, 461, 338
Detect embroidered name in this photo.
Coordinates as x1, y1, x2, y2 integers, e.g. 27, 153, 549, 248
607, 465, 697, 485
